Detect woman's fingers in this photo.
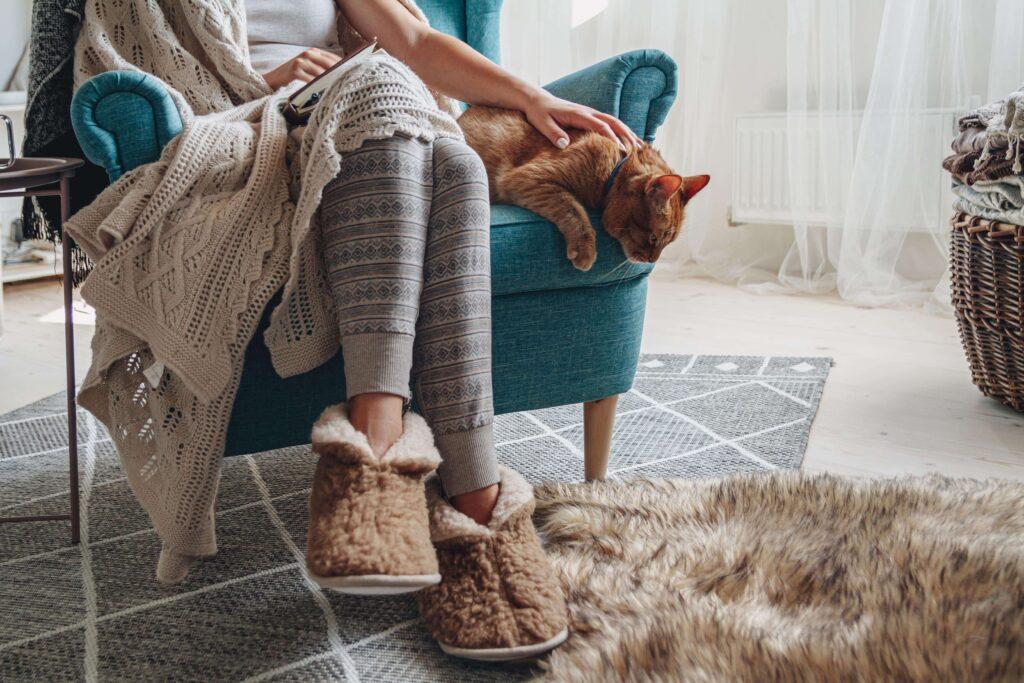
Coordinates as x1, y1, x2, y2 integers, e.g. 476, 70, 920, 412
595, 111, 642, 148
262, 49, 342, 89
291, 49, 341, 83
556, 107, 629, 150
304, 48, 341, 69
577, 112, 624, 150
293, 65, 320, 83
532, 112, 572, 149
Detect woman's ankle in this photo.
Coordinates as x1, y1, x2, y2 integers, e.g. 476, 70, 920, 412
348, 393, 404, 457
451, 483, 500, 525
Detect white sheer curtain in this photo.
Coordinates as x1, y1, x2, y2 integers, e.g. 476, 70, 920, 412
778, 0, 966, 310
499, 0, 1024, 312
777, 0, 854, 297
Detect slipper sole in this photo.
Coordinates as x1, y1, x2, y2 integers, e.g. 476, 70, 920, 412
438, 627, 569, 662
309, 572, 441, 595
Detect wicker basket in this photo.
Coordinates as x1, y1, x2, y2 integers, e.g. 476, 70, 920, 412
950, 212, 1024, 412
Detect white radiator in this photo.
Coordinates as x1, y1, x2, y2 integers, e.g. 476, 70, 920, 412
730, 110, 961, 231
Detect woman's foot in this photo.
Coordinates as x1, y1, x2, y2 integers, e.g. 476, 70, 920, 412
419, 467, 569, 662
451, 484, 499, 525
348, 392, 404, 457
349, 392, 500, 525
306, 404, 442, 594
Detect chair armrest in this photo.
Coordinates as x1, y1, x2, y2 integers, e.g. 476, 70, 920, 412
70, 71, 183, 181
542, 49, 677, 142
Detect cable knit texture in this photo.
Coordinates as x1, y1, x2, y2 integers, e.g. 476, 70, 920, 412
63, 0, 464, 566
418, 467, 569, 651
307, 405, 440, 580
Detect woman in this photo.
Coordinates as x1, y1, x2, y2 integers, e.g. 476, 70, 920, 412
249, 0, 640, 659
244, 0, 638, 660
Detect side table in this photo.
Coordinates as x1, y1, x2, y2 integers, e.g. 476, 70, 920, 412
0, 155, 85, 544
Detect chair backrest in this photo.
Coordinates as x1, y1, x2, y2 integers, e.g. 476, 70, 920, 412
416, 0, 503, 65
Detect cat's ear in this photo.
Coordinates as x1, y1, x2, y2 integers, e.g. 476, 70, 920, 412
646, 174, 683, 198
680, 174, 710, 202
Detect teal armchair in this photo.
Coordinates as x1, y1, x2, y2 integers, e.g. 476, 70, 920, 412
69, 0, 678, 479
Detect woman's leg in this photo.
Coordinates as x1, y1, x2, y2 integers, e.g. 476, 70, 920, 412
320, 136, 433, 455
412, 138, 500, 519
320, 134, 500, 522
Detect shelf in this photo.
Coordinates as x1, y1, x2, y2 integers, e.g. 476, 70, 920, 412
2, 259, 60, 283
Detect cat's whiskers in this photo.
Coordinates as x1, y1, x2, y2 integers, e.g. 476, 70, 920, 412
606, 258, 636, 291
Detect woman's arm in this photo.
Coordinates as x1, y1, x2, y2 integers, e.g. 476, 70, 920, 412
335, 0, 641, 150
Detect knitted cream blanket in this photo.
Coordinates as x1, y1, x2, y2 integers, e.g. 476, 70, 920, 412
64, 0, 463, 570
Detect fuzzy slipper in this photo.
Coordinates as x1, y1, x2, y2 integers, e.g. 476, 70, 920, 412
418, 466, 569, 662
306, 404, 441, 594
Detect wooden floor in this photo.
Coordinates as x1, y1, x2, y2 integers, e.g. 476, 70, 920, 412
1, 277, 94, 412
644, 277, 1023, 481
2, 275, 1022, 481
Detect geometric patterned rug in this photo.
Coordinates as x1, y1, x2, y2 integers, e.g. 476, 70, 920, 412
0, 353, 830, 680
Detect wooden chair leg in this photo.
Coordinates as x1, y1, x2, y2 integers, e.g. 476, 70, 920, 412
583, 394, 618, 481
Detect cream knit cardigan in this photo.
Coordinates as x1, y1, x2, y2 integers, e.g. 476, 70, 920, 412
65, 0, 463, 575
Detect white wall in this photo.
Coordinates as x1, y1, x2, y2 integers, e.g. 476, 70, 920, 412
0, 0, 30, 90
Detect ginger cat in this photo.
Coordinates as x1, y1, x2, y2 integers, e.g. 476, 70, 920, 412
459, 106, 709, 270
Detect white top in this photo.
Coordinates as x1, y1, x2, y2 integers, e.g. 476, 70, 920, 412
244, 0, 342, 74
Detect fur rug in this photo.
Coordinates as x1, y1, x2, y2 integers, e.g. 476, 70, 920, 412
533, 473, 1024, 682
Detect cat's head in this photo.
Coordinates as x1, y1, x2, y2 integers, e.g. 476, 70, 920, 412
602, 145, 709, 263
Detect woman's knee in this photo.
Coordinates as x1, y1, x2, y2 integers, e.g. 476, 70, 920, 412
327, 134, 433, 195
433, 138, 489, 197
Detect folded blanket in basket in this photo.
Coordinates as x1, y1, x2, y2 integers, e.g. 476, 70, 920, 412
943, 126, 1016, 185
952, 176, 1024, 226
944, 86, 1024, 184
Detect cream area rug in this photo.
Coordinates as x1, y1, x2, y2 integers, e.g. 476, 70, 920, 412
534, 473, 1024, 682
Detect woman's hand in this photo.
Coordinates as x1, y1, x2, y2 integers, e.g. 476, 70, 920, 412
522, 91, 643, 151
261, 48, 341, 90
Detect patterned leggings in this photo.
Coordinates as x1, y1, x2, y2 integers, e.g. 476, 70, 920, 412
319, 135, 498, 496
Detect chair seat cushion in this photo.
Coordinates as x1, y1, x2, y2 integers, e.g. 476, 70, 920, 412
489, 205, 652, 296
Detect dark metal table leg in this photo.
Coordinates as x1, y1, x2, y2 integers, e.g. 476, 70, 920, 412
61, 174, 81, 545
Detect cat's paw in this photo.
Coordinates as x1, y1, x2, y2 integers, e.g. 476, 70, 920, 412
567, 238, 597, 271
